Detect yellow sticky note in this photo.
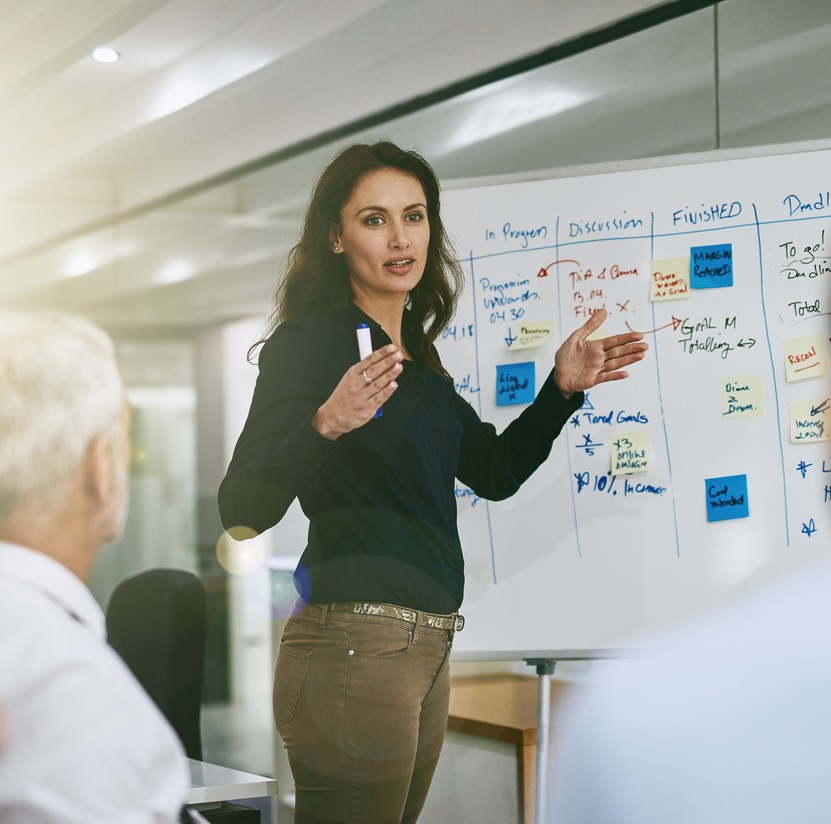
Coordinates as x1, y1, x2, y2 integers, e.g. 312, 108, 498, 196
783, 333, 827, 382
650, 257, 690, 302
789, 397, 831, 443
611, 431, 651, 476
723, 376, 763, 420
510, 321, 555, 350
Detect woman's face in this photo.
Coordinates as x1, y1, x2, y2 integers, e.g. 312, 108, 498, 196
331, 167, 430, 307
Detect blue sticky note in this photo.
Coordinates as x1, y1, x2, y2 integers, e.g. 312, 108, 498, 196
705, 474, 749, 522
690, 243, 733, 288
496, 362, 535, 406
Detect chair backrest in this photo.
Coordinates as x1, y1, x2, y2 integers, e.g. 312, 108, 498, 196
106, 568, 207, 759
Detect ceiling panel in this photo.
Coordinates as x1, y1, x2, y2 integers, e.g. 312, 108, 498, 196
3, 1, 829, 340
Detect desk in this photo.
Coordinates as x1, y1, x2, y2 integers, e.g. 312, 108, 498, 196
187, 759, 277, 806
448, 675, 572, 824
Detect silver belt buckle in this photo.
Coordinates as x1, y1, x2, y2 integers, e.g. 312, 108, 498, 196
400, 608, 418, 624
455, 613, 465, 632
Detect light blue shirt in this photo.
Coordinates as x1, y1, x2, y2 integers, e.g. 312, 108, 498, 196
549, 558, 831, 823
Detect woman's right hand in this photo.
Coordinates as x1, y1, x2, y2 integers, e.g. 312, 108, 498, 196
312, 344, 403, 440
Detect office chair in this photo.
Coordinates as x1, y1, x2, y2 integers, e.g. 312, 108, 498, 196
106, 568, 207, 760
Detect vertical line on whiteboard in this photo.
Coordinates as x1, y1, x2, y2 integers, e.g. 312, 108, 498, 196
713, 2, 721, 150
753, 203, 790, 544
468, 250, 499, 582
649, 212, 682, 557
557, 217, 584, 559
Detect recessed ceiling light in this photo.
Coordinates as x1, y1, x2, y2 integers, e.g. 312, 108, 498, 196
92, 47, 119, 63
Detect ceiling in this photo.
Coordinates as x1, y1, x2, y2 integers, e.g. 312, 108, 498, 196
2, 0, 830, 337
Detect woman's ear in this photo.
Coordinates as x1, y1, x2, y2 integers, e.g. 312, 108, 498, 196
329, 224, 343, 254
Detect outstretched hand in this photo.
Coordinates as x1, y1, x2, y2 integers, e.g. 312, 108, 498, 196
554, 309, 648, 397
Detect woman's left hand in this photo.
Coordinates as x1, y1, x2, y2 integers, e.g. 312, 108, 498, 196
554, 309, 648, 397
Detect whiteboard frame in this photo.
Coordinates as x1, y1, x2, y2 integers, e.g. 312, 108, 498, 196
442, 137, 831, 193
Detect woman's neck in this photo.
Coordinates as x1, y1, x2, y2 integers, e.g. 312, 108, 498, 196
352, 294, 408, 355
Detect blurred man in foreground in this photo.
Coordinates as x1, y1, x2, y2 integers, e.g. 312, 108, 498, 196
0, 311, 188, 823
549, 556, 831, 823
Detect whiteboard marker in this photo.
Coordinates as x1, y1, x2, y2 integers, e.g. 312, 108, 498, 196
356, 322, 373, 360
356, 323, 382, 418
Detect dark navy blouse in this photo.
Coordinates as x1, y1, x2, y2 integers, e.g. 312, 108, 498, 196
218, 302, 582, 613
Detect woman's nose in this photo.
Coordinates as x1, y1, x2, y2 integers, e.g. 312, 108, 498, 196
390, 223, 410, 249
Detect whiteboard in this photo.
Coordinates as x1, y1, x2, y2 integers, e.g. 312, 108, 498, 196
438, 142, 831, 658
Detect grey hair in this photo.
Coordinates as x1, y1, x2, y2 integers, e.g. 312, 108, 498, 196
0, 311, 124, 521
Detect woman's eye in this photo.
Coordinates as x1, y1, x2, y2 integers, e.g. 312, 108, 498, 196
365, 216, 383, 227
406, 212, 425, 222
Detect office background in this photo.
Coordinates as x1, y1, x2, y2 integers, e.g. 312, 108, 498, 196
2, 0, 830, 811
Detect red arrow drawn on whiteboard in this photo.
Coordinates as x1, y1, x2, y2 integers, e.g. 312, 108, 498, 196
537, 259, 580, 277
625, 316, 684, 335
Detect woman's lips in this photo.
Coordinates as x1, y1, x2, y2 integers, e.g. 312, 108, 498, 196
384, 258, 415, 275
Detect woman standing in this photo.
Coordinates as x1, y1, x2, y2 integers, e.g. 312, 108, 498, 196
218, 141, 646, 824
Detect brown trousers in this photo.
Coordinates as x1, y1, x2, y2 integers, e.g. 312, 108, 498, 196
274, 602, 455, 824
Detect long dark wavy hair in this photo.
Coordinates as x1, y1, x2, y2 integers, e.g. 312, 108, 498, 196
255, 140, 464, 375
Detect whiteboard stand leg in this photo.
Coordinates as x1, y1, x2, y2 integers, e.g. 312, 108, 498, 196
525, 658, 556, 824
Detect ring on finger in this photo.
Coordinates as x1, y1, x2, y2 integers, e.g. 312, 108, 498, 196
363, 369, 372, 385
